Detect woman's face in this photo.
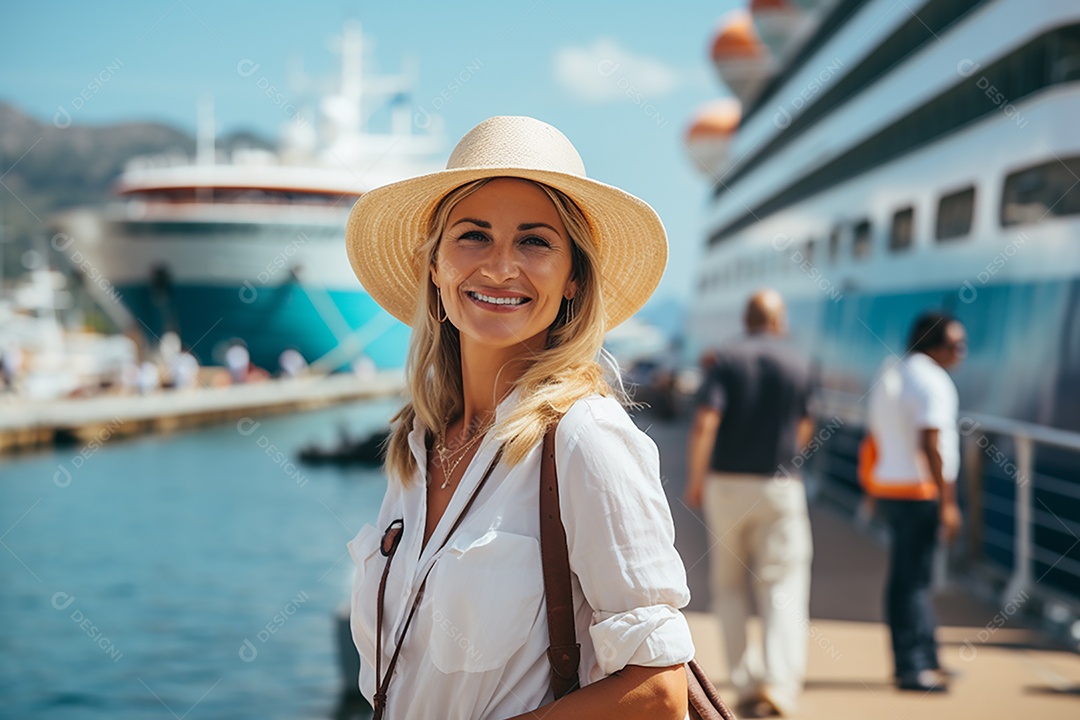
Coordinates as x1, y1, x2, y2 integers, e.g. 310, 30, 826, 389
432, 178, 577, 357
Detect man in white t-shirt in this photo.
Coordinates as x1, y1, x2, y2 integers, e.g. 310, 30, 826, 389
862, 312, 966, 693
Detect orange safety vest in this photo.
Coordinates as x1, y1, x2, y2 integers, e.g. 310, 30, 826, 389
858, 435, 939, 501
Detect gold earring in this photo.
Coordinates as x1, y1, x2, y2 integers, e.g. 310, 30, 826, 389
436, 291, 448, 323
564, 297, 574, 325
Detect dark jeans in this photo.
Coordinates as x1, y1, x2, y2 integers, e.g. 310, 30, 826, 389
879, 499, 941, 677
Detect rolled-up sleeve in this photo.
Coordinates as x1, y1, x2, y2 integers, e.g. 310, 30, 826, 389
556, 397, 695, 676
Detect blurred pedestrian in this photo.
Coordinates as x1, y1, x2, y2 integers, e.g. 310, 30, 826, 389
225, 341, 249, 384
685, 289, 815, 718
861, 311, 966, 692
351, 353, 376, 381
119, 358, 140, 395
137, 359, 161, 395
1, 342, 23, 393
278, 347, 308, 378
172, 345, 200, 390
158, 331, 182, 388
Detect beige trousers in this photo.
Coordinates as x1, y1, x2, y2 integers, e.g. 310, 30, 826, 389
703, 472, 813, 713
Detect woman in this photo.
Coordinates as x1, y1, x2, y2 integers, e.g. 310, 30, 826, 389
345, 116, 695, 719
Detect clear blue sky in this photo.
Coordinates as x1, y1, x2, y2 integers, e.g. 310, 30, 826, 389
0, 0, 739, 305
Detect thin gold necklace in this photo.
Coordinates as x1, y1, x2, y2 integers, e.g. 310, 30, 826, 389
434, 420, 491, 489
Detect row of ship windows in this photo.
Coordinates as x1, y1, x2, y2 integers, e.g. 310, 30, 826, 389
710, 22, 1080, 243
699, 154, 1080, 290
734, 0, 988, 189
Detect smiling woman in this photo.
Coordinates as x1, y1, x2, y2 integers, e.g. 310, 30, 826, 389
341, 116, 697, 720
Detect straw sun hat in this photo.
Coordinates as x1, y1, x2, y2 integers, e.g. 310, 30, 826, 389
345, 115, 667, 330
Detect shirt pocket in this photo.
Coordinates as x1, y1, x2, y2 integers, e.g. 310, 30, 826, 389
347, 523, 384, 668
427, 530, 544, 674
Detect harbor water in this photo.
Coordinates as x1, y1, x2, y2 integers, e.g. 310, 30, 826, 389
0, 396, 400, 719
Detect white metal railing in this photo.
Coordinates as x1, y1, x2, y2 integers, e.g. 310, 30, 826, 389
961, 411, 1080, 602
814, 390, 1080, 606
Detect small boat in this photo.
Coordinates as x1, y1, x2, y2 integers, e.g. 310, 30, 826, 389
298, 425, 389, 466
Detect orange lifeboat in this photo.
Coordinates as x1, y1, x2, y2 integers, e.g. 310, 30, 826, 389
710, 10, 773, 102
685, 99, 742, 175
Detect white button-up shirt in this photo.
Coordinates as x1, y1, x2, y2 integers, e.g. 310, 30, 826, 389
348, 391, 695, 719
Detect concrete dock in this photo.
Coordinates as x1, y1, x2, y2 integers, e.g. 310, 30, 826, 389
641, 410, 1080, 718
0, 370, 404, 452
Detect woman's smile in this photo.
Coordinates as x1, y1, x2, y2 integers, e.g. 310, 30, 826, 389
464, 289, 531, 309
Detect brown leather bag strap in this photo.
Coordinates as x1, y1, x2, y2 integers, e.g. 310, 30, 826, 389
373, 519, 404, 716
687, 658, 738, 720
540, 425, 581, 699
539, 425, 736, 720
372, 445, 505, 720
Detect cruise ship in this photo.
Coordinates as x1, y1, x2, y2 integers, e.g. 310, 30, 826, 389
685, 0, 1080, 604
54, 22, 443, 372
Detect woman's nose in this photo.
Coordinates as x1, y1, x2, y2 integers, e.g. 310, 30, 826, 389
481, 240, 519, 281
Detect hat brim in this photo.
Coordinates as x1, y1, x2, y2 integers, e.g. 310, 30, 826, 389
345, 166, 667, 329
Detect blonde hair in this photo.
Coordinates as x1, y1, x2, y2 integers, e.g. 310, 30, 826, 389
384, 177, 623, 484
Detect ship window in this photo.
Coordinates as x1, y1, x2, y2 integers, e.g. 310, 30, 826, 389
1001, 156, 1080, 226
852, 220, 872, 260
828, 227, 842, 262
1054, 27, 1080, 83
936, 186, 975, 240
889, 207, 915, 251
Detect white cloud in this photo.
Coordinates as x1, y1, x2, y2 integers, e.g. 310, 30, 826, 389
554, 38, 680, 103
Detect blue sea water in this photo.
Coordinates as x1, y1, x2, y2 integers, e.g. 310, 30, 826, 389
0, 396, 401, 719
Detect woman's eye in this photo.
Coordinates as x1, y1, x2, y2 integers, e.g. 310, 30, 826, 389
459, 230, 489, 242
521, 235, 551, 248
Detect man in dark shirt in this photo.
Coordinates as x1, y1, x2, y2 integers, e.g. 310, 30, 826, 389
686, 289, 814, 718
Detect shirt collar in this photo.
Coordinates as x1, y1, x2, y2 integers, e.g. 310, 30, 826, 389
405, 418, 429, 482
493, 385, 523, 426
